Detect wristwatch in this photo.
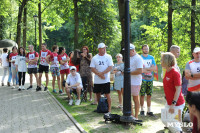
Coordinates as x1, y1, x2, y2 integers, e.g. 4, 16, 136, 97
191, 73, 194, 78
172, 100, 177, 105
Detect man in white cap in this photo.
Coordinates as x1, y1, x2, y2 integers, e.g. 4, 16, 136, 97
90, 42, 113, 116
185, 47, 200, 92
65, 66, 83, 105
129, 43, 143, 120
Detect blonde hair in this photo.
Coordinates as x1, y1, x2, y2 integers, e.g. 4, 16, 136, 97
161, 52, 176, 67
116, 53, 123, 58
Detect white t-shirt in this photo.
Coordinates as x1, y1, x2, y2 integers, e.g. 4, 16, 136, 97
90, 53, 113, 84
0, 53, 9, 67
66, 73, 83, 89
185, 60, 200, 88
130, 54, 143, 85
15, 55, 27, 72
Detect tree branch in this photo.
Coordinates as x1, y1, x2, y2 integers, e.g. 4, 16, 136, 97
41, 0, 54, 13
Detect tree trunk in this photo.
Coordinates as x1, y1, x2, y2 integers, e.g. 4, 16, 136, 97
118, 0, 125, 53
73, 0, 79, 49
167, 0, 173, 52
191, 0, 196, 57
23, 7, 27, 48
38, 0, 42, 51
0, 16, 4, 40
16, 0, 28, 47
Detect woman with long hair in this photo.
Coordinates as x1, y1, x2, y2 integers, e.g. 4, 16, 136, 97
9, 46, 18, 89
186, 91, 200, 133
46, 45, 61, 93
79, 46, 93, 101
15, 47, 27, 91
58, 47, 70, 94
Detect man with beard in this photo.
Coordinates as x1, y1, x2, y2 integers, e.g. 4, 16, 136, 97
139, 44, 156, 117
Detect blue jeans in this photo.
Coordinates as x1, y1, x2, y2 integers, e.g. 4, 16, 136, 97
8, 67, 18, 84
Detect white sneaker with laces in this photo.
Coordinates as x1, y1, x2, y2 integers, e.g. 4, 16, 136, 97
75, 99, 81, 105
69, 99, 73, 105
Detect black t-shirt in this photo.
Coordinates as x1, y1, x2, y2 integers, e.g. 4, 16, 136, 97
7, 53, 11, 67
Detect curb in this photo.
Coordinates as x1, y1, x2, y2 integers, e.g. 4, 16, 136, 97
47, 91, 87, 133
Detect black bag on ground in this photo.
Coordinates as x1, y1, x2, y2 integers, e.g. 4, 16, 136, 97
97, 97, 108, 113
104, 114, 121, 124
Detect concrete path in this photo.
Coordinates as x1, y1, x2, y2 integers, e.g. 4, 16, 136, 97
0, 67, 85, 133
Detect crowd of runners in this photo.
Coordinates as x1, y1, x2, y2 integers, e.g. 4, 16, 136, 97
0, 42, 200, 133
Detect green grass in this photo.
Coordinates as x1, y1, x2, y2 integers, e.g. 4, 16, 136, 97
44, 80, 166, 133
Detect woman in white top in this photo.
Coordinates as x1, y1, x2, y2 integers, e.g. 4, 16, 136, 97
15, 47, 27, 91
0, 48, 9, 86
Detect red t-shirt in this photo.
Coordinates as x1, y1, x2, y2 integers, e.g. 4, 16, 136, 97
39, 49, 51, 66
58, 53, 69, 70
50, 52, 59, 68
163, 68, 185, 106
26, 51, 39, 68
9, 53, 18, 67
193, 116, 200, 133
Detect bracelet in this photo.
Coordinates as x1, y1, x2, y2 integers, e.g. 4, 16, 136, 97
172, 100, 177, 105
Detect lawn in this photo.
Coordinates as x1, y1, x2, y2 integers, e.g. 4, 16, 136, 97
45, 80, 168, 133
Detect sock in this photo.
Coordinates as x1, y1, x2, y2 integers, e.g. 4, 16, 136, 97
141, 106, 144, 111
147, 106, 151, 112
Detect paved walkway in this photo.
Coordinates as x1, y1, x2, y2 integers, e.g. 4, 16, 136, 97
0, 67, 85, 133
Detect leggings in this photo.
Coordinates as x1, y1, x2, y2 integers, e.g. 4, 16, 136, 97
1, 66, 9, 83
11, 67, 17, 85
18, 72, 26, 86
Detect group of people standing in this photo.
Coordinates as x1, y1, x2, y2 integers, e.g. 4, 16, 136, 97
1, 42, 200, 133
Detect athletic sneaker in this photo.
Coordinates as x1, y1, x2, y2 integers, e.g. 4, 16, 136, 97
18, 88, 21, 91
12, 86, 15, 89
140, 111, 145, 116
52, 89, 57, 93
59, 90, 63, 94
147, 112, 156, 117
75, 100, 81, 105
27, 86, 33, 90
44, 87, 48, 91
104, 112, 111, 117
22, 86, 25, 90
36, 86, 42, 92
2, 83, 4, 86
69, 99, 73, 105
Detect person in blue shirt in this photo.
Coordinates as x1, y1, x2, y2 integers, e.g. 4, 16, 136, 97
140, 44, 156, 117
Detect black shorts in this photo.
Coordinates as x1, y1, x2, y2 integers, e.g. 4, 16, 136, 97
38, 64, 49, 73
28, 68, 38, 74
93, 82, 110, 94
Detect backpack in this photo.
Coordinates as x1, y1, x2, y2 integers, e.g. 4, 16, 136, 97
97, 97, 108, 113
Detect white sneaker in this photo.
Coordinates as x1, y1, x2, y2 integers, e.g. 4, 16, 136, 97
69, 99, 73, 105
19, 86, 21, 89
104, 112, 111, 117
75, 99, 81, 105
22, 86, 25, 90
12, 86, 15, 89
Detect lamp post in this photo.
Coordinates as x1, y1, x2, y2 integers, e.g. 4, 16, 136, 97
33, 15, 38, 51
120, 0, 133, 123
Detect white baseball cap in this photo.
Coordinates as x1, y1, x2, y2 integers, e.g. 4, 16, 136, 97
98, 43, 107, 49
70, 66, 77, 71
123, 43, 135, 50
193, 47, 200, 53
